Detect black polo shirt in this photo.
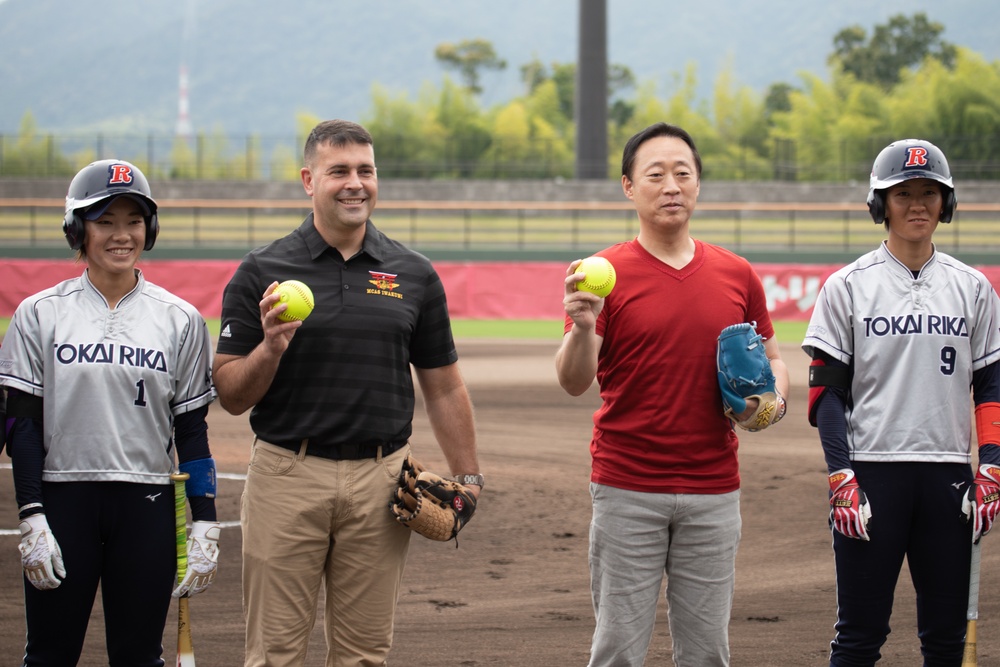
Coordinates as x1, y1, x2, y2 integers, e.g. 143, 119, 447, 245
216, 214, 458, 447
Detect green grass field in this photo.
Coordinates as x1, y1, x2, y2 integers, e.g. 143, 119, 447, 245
0, 317, 809, 344
451, 318, 808, 342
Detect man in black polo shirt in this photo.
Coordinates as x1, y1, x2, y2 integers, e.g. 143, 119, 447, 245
214, 119, 482, 667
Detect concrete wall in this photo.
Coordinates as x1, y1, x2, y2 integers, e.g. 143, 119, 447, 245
3, 178, 998, 204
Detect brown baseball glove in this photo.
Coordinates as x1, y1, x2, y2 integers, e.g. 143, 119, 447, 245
389, 454, 477, 543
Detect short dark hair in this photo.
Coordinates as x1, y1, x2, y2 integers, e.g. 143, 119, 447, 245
304, 120, 374, 166
621, 122, 702, 180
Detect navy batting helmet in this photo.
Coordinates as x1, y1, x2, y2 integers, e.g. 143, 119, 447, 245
867, 139, 956, 224
63, 159, 159, 250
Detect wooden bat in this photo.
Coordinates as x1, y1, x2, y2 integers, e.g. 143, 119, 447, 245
171, 472, 197, 667
962, 541, 982, 667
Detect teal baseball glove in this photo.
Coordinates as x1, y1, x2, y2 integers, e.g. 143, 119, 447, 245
716, 322, 785, 431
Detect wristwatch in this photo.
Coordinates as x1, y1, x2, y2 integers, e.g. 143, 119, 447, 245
455, 473, 485, 488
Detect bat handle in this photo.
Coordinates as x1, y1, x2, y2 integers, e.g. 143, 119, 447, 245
171, 472, 197, 666
961, 619, 977, 666
170, 472, 190, 579
177, 596, 195, 665
962, 541, 982, 667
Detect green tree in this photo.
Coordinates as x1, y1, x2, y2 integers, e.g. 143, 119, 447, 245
522, 78, 570, 134
770, 71, 888, 180
887, 48, 1000, 168
763, 82, 795, 124
168, 136, 198, 179
662, 64, 717, 151
710, 63, 771, 178
268, 143, 300, 181
609, 81, 669, 174
484, 82, 574, 178
520, 58, 636, 126
829, 12, 957, 89
434, 38, 507, 95
434, 78, 493, 176
364, 84, 444, 177
551, 63, 577, 120
609, 66, 715, 178
0, 112, 75, 177
519, 56, 547, 95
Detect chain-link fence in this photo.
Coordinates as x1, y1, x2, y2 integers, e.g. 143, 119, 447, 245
4, 198, 1000, 262
3, 133, 1000, 182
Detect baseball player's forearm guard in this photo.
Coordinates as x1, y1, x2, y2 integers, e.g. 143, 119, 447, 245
179, 457, 217, 498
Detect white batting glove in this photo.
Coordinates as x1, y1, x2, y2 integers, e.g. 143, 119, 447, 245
172, 521, 221, 598
18, 514, 66, 591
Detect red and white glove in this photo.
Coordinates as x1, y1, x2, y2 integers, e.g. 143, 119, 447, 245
963, 463, 1000, 544
18, 514, 66, 590
828, 469, 871, 541
172, 521, 221, 598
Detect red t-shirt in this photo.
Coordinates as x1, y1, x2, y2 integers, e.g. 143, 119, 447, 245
565, 239, 773, 494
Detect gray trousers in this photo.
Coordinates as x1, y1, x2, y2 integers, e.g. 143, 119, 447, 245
588, 483, 742, 667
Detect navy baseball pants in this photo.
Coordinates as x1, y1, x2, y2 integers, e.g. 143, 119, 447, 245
22, 481, 176, 666
829, 461, 973, 667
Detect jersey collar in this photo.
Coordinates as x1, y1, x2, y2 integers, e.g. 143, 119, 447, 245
298, 213, 386, 263
878, 240, 937, 279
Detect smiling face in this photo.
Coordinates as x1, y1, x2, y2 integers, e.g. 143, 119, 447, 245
82, 195, 146, 279
300, 140, 378, 239
884, 178, 944, 247
622, 134, 701, 235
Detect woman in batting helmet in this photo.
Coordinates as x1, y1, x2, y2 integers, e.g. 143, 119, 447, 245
62, 158, 159, 252
866, 138, 957, 225
805, 137, 1000, 664
1, 159, 221, 665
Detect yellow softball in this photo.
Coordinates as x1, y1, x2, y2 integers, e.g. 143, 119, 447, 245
575, 256, 616, 298
272, 280, 315, 322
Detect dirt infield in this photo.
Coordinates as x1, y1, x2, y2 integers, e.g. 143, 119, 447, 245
1, 340, 998, 666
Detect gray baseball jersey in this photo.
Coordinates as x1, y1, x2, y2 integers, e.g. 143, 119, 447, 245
0, 269, 215, 484
803, 242, 1000, 464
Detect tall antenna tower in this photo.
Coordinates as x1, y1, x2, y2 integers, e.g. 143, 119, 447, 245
176, 0, 197, 139
176, 64, 192, 139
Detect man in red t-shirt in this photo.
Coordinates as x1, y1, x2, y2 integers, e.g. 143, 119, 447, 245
556, 122, 789, 667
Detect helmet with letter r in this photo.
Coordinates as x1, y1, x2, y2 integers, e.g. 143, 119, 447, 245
62, 159, 159, 251
867, 138, 956, 225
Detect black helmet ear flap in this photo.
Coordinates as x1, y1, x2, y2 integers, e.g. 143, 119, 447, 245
144, 213, 159, 250
940, 189, 957, 224
867, 190, 886, 224
63, 210, 85, 250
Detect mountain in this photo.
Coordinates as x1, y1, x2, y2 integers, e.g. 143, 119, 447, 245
1, 0, 997, 138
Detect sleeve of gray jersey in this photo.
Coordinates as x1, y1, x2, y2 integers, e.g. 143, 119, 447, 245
971, 278, 1000, 371
803, 276, 854, 364
172, 309, 216, 415
0, 301, 47, 396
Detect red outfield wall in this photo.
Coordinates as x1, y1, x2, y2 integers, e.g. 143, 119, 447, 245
3, 259, 1000, 322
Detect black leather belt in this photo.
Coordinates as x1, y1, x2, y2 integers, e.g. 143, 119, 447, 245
268, 438, 406, 461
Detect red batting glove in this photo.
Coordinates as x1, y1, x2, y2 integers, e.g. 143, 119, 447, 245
963, 463, 1000, 544
828, 468, 871, 541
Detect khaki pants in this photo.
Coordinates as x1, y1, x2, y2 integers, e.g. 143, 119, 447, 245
242, 439, 412, 667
